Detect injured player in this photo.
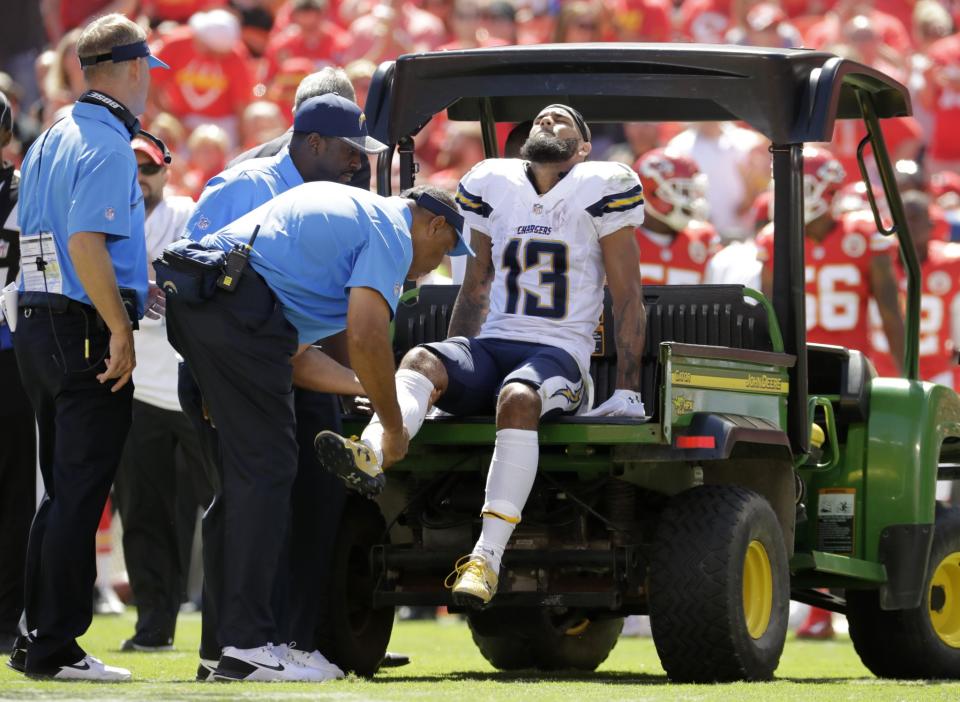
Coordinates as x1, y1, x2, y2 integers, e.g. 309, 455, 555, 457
316, 104, 647, 607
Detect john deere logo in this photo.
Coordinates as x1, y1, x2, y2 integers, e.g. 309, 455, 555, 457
673, 394, 694, 415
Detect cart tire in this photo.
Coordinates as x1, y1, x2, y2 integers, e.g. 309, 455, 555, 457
848, 505, 960, 679
326, 495, 395, 677
649, 485, 789, 682
467, 608, 623, 671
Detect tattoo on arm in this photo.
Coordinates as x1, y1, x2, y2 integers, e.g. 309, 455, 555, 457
614, 294, 646, 390
448, 231, 494, 338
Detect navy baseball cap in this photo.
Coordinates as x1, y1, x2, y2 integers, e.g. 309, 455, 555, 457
79, 40, 169, 70
293, 93, 388, 154
414, 192, 474, 257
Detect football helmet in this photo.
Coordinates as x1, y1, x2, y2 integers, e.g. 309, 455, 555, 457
635, 148, 709, 232
802, 146, 846, 224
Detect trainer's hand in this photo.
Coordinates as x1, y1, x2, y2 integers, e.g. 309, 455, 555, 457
381, 426, 410, 469
145, 282, 166, 319
583, 389, 646, 418
98, 326, 136, 391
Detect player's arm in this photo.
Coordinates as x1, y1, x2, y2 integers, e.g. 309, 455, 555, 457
447, 229, 494, 338
602, 226, 645, 391
291, 344, 363, 395
870, 255, 905, 374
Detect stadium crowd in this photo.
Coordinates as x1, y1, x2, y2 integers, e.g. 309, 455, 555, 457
2, 0, 960, 680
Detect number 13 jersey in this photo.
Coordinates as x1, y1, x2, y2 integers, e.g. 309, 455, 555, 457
456, 158, 645, 371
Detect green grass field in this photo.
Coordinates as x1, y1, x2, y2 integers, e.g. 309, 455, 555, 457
2, 613, 958, 701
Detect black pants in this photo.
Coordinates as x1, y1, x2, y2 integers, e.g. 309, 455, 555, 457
113, 399, 213, 646
0, 348, 36, 639
13, 306, 132, 670
283, 390, 346, 650
166, 272, 298, 651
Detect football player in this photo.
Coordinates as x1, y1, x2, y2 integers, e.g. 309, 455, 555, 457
316, 103, 647, 607
633, 148, 720, 285
757, 146, 904, 368
868, 192, 960, 386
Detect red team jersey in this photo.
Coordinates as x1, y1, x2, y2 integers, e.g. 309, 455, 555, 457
756, 213, 895, 354
636, 222, 720, 285
870, 239, 960, 385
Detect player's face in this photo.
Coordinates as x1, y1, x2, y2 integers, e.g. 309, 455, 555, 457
521, 110, 583, 163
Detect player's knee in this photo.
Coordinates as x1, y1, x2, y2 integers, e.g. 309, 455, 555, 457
496, 382, 541, 429
400, 347, 447, 390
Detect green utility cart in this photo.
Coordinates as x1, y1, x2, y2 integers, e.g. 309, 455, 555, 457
321, 44, 960, 682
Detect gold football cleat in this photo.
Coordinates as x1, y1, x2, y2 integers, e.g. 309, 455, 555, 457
445, 554, 499, 608
314, 431, 385, 497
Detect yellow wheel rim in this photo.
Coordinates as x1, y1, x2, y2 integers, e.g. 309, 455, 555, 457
929, 551, 960, 648
743, 539, 773, 639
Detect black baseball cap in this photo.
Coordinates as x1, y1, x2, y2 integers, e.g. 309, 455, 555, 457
293, 93, 388, 154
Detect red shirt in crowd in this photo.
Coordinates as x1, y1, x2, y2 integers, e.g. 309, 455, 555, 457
828, 116, 923, 184
803, 9, 912, 54
679, 0, 731, 43
615, 0, 672, 42
262, 21, 349, 81
141, 0, 226, 24
636, 222, 720, 285
926, 35, 960, 162
151, 27, 255, 120
757, 214, 896, 355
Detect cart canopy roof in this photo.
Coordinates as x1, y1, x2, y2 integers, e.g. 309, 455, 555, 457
365, 43, 911, 146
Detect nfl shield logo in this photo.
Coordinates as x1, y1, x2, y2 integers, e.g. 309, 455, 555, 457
533, 203, 543, 215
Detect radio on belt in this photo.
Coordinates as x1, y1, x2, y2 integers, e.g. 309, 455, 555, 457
217, 225, 260, 292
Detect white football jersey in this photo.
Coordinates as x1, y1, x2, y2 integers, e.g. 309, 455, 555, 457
456, 158, 644, 370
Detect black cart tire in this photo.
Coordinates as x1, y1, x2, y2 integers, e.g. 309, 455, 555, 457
467, 608, 623, 671
648, 485, 790, 682
326, 495, 395, 677
848, 505, 960, 679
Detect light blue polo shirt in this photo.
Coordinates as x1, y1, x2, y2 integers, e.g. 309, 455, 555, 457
17, 101, 147, 314
183, 148, 303, 241
200, 181, 413, 344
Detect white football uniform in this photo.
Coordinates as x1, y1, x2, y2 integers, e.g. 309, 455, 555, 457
456, 158, 645, 372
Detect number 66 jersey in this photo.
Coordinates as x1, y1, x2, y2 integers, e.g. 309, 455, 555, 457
455, 158, 645, 371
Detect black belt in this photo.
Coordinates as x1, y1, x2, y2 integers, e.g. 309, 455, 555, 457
19, 291, 96, 315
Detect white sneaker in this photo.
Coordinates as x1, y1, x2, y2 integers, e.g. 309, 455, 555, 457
281, 645, 345, 679
213, 645, 332, 682
48, 655, 131, 681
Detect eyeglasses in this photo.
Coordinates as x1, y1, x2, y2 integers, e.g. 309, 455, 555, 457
138, 162, 163, 176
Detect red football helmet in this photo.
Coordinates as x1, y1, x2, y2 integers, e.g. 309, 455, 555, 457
635, 148, 709, 232
802, 146, 846, 224
931, 170, 960, 211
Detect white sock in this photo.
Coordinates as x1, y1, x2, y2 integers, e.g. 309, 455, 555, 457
361, 369, 435, 464
473, 428, 539, 575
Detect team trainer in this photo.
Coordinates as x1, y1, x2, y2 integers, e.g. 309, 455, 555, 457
8, 14, 168, 681
160, 180, 473, 682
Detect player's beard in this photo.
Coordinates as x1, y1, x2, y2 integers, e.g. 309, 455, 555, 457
520, 134, 579, 163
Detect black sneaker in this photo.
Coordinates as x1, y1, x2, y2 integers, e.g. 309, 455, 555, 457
315, 431, 385, 497
120, 637, 174, 653
6, 633, 29, 673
